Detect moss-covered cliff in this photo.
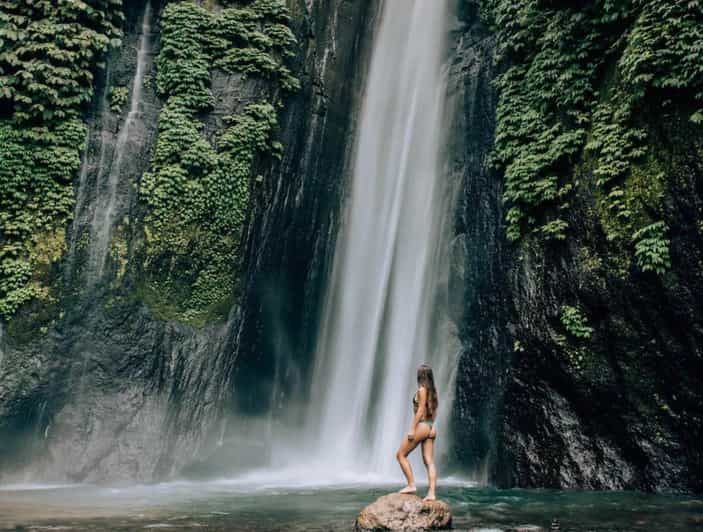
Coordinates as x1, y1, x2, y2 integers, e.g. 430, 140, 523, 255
0, 0, 123, 318
451, 0, 703, 492
0, 0, 702, 492
0, 0, 377, 482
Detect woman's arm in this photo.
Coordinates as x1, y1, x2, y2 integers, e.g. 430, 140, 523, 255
408, 387, 427, 440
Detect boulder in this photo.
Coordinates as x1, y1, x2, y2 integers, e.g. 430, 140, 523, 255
355, 493, 452, 531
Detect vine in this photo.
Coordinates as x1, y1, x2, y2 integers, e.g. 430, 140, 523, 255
0, 0, 123, 319
138, 0, 299, 326
482, 0, 703, 275
560, 305, 594, 340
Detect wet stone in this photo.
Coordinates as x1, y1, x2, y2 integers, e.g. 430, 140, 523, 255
355, 493, 452, 531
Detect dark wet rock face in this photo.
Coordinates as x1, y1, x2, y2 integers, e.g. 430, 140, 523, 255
230, 0, 378, 418
443, 1, 507, 479
447, 3, 703, 493
0, 0, 377, 482
355, 494, 452, 531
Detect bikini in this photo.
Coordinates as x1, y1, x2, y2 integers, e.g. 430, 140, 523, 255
412, 388, 434, 428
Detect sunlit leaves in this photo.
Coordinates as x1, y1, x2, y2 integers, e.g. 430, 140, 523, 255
560, 305, 594, 339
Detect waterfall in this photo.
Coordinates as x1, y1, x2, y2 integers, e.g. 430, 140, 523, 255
65, 70, 111, 281
86, 2, 154, 282
0, 322, 4, 374
306, 0, 454, 476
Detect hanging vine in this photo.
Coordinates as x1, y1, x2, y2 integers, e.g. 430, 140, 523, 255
137, 0, 299, 326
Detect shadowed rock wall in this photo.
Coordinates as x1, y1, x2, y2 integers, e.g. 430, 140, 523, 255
0, 0, 377, 483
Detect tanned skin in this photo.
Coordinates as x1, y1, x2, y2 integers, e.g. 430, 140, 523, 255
395, 385, 438, 500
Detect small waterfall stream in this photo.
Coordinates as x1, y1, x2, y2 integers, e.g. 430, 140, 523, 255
86, 2, 154, 282
0, 322, 4, 374
55, 2, 157, 417
65, 71, 112, 280
305, 0, 454, 476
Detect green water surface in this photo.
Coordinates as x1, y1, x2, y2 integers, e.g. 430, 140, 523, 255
0, 481, 701, 531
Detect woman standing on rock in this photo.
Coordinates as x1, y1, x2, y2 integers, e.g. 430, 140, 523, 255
396, 364, 438, 501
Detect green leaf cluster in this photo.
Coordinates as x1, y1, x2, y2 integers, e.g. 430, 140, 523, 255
0, 0, 122, 319
0, 0, 124, 122
560, 305, 594, 340
482, 0, 703, 275
138, 0, 298, 326
632, 221, 671, 275
109, 85, 128, 113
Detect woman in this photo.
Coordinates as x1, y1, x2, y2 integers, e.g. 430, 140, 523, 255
396, 363, 438, 501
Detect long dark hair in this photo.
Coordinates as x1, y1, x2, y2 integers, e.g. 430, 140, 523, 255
417, 364, 438, 418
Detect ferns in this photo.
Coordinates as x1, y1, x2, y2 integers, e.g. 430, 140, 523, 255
483, 0, 703, 276
0, 0, 122, 318
137, 0, 299, 326
560, 305, 594, 340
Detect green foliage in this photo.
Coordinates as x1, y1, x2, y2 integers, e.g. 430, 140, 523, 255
0, 0, 122, 319
487, 1, 614, 241
154, 1, 298, 111
632, 221, 671, 275
109, 86, 129, 113
139, 0, 298, 326
483, 0, 703, 276
539, 218, 569, 242
0, 0, 123, 123
560, 305, 594, 340
154, 2, 213, 111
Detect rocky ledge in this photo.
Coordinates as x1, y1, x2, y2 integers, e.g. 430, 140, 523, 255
355, 493, 452, 531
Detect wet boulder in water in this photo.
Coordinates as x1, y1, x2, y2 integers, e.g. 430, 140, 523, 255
355, 493, 452, 530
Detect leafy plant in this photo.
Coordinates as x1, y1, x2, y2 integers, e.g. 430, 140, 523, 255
0, 0, 123, 318
138, 0, 299, 326
560, 305, 594, 340
0, 0, 123, 122
110, 86, 129, 113
482, 0, 703, 278
632, 221, 671, 275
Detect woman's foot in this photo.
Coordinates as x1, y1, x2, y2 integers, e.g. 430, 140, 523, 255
398, 484, 417, 494
423, 493, 436, 501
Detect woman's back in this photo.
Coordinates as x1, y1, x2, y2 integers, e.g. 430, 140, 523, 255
412, 386, 435, 421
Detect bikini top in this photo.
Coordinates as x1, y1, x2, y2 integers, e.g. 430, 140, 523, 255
413, 387, 434, 421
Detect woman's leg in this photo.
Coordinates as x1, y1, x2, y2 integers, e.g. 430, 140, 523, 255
421, 434, 437, 501
396, 435, 419, 493
396, 424, 430, 493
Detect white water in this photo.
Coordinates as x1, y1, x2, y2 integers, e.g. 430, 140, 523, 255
305, 0, 454, 476
0, 322, 4, 374
65, 131, 93, 277
64, 62, 114, 281
87, 2, 153, 282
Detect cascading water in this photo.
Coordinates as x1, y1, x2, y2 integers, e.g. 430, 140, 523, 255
86, 2, 154, 282
304, 0, 455, 477
65, 72, 112, 279
0, 323, 4, 374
